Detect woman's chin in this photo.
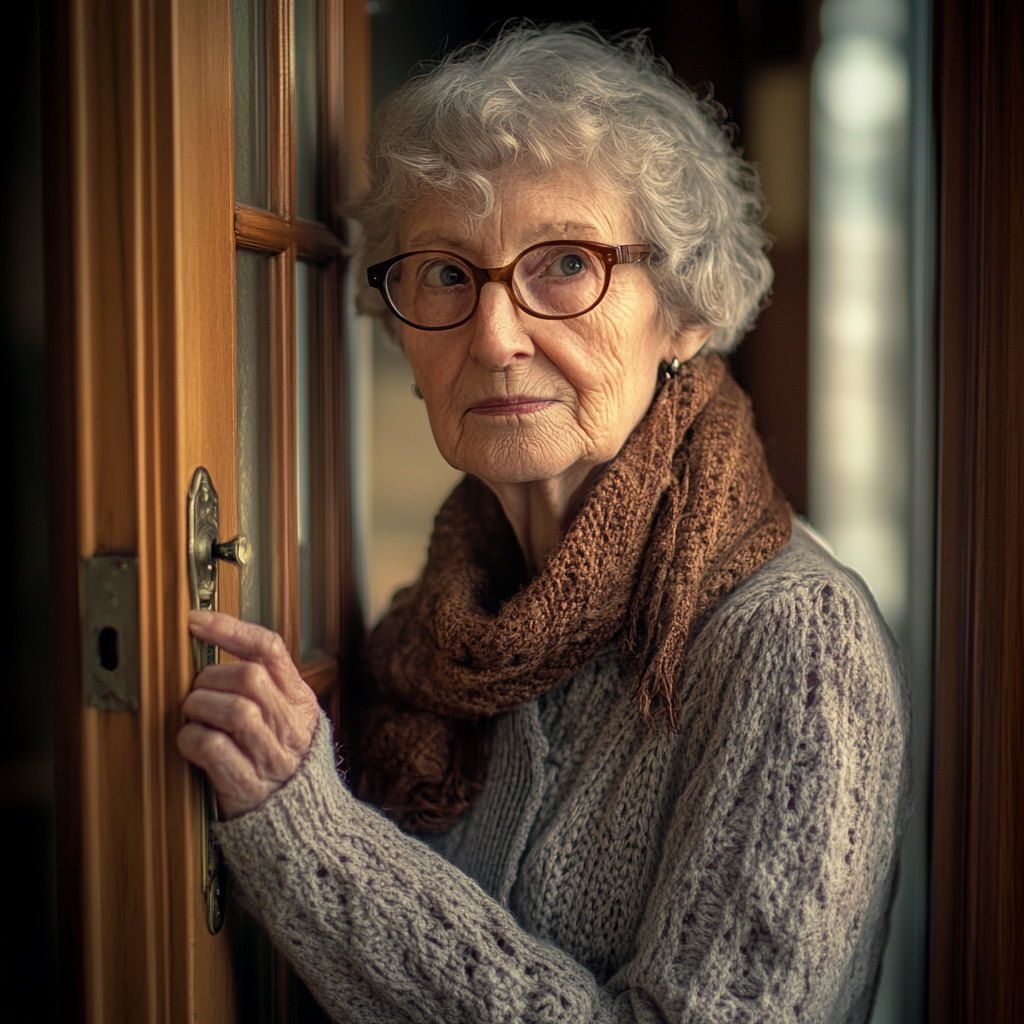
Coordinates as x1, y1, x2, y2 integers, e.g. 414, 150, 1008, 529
445, 420, 588, 489
459, 448, 586, 490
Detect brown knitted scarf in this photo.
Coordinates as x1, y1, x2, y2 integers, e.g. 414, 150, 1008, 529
358, 354, 792, 834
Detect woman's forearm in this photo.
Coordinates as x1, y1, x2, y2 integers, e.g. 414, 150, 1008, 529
215, 714, 604, 1024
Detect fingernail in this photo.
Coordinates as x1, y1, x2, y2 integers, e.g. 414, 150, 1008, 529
189, 609, 214, 626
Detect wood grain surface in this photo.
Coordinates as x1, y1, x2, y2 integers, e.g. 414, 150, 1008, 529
930, 0, 1024, 1021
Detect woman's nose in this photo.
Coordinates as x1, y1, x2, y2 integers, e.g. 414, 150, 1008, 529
468, 281, 535, 369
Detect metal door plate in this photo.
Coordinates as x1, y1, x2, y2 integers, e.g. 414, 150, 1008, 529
81, 555, 140, 711
187, 466, 220, 674
187, 465, 227, 934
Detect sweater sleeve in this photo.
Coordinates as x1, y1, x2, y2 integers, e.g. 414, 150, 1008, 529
214, 715, 603, 1024
214, 571, 910, 1024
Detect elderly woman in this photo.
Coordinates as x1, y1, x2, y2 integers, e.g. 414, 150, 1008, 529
178, 24, 910, 1024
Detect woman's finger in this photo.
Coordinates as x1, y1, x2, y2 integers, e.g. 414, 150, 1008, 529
176, 722, 272, 818
192, 658, 317, 757
182, 688, 299, 782
191, 660, 285, 715
189, 611, 308, 702
191, 661, 294, 753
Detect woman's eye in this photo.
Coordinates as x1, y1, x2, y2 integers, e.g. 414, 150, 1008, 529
424, 263, 467, 287
549, 252, 585, 277
540, 250, 589, 278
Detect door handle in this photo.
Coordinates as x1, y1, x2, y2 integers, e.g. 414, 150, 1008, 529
187, 466, 250, 934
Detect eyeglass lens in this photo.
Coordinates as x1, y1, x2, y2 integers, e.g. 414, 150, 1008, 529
383, 244, 608, 329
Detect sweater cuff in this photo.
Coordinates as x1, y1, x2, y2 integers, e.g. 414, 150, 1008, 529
211, 710, 355, 894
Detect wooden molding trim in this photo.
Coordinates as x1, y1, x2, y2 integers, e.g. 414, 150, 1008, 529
235, 204, 345, 258
930, 0, 1024, 1021
267, 0, 288, 216
300, 655, 340, 697
341, 0, 371, 202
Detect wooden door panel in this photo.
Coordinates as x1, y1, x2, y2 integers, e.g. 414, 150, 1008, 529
47, 0, 367, 1018
173, 0, 239, 1018
48, 0, 171, 1018
49, 0, 239, 1019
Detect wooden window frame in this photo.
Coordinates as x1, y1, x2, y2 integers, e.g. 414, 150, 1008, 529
233, 0, 367, 712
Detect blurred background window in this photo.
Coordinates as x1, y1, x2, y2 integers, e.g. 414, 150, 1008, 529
810, 0, 911, 635
364, 326, 463, 621
810, 2, 933, 1023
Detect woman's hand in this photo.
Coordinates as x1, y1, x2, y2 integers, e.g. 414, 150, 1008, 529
176, 610, 321, 819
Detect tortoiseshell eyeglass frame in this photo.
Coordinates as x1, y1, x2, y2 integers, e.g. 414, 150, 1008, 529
366, 239, 658, 331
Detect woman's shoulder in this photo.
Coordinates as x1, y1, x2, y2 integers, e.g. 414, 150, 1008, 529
715, 515, 896, 633
685, 515, 912, 822
693, 515, 907, 699
742, 515, 879, 598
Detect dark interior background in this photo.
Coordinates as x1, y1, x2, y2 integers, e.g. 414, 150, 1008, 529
0, 2, 814, 1020
1, 2, 58, 1021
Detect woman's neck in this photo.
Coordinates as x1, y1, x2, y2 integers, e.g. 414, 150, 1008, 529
485, 463, 603, 575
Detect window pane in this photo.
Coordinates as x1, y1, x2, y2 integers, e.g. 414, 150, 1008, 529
236, 249, 275, 627
295, 260, 323, 658
232, 0, 268, 208
810, 0, 910, 634
810, 3, 926, 1024
294, 0, 320, 220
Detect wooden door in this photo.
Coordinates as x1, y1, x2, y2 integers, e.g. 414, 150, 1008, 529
44, 0, 368, 1020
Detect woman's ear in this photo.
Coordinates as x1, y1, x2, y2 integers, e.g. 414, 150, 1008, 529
671, 325, 715, 364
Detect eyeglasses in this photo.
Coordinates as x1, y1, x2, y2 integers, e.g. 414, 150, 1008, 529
366, 240, 657, 332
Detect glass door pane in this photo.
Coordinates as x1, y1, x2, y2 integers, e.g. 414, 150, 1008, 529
232, 0, 269, 208
296, 260, 325, 659
294, 0, 321, 219
236, 249, 275, 627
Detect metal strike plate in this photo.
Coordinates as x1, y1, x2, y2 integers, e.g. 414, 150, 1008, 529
81, 555, 140, 711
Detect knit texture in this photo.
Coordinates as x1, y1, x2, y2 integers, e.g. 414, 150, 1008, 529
360, 354, 792, 833
215, 520, 912, 1024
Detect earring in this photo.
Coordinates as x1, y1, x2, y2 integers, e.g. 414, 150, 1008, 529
411, 383, 424, 400
659, 356, 681, 382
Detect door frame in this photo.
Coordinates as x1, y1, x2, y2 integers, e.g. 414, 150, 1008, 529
43, 0, 368, 1019
929, 0, 1024, 1020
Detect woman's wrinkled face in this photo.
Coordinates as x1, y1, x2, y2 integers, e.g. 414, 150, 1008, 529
398, 172, 706, 490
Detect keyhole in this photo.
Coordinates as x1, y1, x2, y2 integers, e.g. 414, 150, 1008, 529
99, 626, 119, 671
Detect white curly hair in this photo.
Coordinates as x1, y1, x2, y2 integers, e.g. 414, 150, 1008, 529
353, 22, 773, 353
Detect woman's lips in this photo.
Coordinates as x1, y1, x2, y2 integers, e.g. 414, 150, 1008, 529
469, 395, 558, 417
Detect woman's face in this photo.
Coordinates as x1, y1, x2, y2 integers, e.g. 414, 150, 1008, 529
398, 172, 710, 490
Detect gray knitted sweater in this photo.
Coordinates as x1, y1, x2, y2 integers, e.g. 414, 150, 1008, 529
215, 519, 912, 1023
